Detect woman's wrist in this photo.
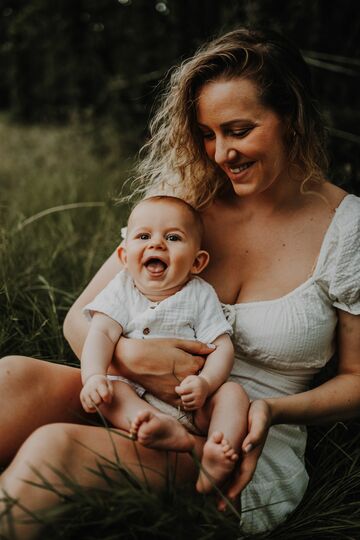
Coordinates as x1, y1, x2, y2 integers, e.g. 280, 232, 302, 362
263, 395, 303, 426
261, 397, 278, 426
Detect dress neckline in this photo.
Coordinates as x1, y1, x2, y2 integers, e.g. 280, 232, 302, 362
226, 194, 352, 309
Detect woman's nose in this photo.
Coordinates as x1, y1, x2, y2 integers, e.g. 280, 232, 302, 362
214, 140, 238, 165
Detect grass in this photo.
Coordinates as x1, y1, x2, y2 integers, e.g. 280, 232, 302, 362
1, 117, 360, 539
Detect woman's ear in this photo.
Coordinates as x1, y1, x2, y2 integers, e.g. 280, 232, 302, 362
191, 250, 210, 275
117, 245, 127, 267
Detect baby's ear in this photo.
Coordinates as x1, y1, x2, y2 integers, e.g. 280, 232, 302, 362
117, 245, 127, 267
191, 250, 210, 275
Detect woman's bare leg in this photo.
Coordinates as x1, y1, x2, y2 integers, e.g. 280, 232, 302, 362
0, 356, 86, 465
0, 422, 203, 540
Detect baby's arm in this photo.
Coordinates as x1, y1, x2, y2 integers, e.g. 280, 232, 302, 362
175, 333, 234, 410
80, 312, 123, 413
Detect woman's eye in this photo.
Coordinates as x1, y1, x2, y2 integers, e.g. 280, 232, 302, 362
231, 128, 252, 138
201, 131, 214, 140
166, 234, 181, 242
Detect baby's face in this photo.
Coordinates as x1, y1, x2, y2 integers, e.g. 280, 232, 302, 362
121, 200, 204, 299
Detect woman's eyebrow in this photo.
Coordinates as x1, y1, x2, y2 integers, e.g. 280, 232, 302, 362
197, 119, 253, 129
220, 119, 253, 127
197, 123, 210, 129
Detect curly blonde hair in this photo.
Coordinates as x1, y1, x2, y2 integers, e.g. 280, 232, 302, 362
131, 28, 328, 209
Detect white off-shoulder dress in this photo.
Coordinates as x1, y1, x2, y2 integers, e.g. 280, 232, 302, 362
224, 194, 360, 534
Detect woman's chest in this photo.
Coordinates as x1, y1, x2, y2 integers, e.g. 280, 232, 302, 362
228, 286, 337, 371
200, 204, 331, 304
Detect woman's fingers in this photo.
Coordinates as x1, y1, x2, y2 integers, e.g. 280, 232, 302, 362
175, 339, 216, 356
217, 400, 272, 509
242, 399, 272, 452
223, 444, 263, 503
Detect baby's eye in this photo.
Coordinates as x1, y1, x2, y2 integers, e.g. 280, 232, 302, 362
138, 233, 150, 240
166, 234, 181, 242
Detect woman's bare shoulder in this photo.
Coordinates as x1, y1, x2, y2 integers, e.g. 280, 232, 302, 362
320, 181, 349, 209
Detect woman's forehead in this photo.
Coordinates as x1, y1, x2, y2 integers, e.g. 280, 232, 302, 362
196, 78, 268, 124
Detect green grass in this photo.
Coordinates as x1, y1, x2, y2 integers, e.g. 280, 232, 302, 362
1, 117, 360, 539
0, 117, 131, 362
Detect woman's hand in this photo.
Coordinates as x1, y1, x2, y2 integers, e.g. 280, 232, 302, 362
111, 338, 212, 406
218, 399, 272, 510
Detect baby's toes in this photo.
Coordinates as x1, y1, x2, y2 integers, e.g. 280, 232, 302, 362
221, 442, 239, 461
226, 449, 238, 461
221, 441, 231, 453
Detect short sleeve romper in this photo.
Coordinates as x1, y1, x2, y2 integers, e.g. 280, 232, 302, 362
225, 194, 360, 534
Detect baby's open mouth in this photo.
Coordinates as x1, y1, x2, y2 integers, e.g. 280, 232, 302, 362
144, 258, 168, 273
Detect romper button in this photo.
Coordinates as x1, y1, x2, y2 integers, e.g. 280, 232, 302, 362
143, 327, 150, 335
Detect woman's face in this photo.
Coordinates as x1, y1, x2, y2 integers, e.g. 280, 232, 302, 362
196, 77, 289, 199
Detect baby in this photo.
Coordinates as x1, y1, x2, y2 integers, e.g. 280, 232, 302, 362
81, 196, 249, 492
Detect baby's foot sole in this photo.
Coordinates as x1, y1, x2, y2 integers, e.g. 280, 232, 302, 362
130, 410, 195, 452
196, 431, 238, 494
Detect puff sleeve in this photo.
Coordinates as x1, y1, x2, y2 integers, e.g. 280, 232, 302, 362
319, 195, 360, 315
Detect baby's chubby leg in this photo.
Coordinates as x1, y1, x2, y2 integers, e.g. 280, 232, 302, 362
101, 382, 194, 452
98, 380, 147, 432
194, 381, 249, 493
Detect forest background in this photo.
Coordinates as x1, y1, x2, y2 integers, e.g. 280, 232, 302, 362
0, 1, 360, 539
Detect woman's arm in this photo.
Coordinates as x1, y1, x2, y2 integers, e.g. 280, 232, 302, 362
222, 310, 360, 504
63, 250, 121, 359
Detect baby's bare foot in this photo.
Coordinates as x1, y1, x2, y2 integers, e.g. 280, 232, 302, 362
196, 431, 239, 494
130, 410, 195, 452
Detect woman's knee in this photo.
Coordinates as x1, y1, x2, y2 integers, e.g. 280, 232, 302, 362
0, 354, 30, 374
18, 423, 79, 466
0, 355, 43, 381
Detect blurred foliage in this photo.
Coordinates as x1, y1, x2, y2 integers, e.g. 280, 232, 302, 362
0, 0, 359, 191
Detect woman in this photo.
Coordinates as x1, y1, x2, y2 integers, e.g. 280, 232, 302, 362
1, 28, 359, 539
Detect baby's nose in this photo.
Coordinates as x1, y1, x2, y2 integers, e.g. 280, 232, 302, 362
149, 235, 165, 248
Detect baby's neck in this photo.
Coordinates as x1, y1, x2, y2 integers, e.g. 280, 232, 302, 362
135, 280, 190, 303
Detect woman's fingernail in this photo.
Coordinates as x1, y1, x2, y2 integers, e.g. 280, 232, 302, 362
244, 443, 253, 453
207, 343, 216, 349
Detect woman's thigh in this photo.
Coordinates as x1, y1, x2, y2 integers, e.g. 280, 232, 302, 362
3, 423, 202, 511
0, 355, 86, 464
1, 422, 202, 539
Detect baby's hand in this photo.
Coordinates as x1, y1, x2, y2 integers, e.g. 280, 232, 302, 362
175, 375, 209, 410
80, 374, 113, 413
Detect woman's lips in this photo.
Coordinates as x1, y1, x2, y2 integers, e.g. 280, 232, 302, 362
229, 161, 255, 174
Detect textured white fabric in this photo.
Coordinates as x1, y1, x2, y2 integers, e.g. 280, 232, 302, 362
84, 270, 232, 343
225, 194, 360, 534
84, 271, 232, 433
